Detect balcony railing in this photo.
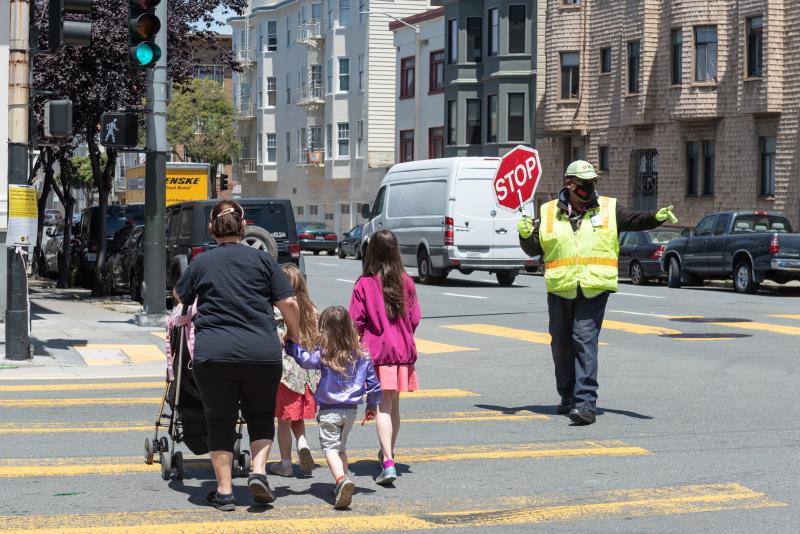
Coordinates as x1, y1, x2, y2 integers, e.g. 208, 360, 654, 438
236, 102, 255, 119
297, 85, 325, 106
298, 20, 324, 44
236, 49, 255, 66
238, 158, 257, 174
297, 149, 325, 167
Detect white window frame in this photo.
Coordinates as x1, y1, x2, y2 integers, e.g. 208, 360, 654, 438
266, 133, 277, 164
339, 0, 351, 27
356, 120, 364, 159
338, 57, 350, 92
267, 20, 278, 51
327, 58, 333, 94
266, 76, 276, 107
358, 53, 364, 91
337, 122, 350, 159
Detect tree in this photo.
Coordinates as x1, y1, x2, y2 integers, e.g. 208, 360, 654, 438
167, 78, 240, 196
32, 0, 246, 294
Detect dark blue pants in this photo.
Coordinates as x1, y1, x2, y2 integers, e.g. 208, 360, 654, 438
547, 289, 608, 412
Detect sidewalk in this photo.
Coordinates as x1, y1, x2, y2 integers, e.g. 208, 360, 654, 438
0, 280, 166, 379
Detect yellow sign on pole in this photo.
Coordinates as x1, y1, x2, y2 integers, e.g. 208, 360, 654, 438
7, 185, 38, 246
125, 163, 210, 206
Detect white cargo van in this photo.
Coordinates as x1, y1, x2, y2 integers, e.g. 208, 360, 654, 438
360, 158, 537, 286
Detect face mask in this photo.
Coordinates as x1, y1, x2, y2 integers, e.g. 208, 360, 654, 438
573, 182, 595, 202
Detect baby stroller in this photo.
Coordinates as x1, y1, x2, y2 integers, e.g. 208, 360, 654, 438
144, 304, 252, 481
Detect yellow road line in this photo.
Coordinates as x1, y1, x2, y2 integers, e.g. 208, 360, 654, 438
0, 381, 166, 392
72, 343, 165, 365
150, 332, 167, 340
0, 483, 782, 532
442, 324, 610, 346
414, 337, 477, 354
602, 320, 681, 336
0, 411, 549, 434
769, 314, 800, 320
713, 321, 800, 336
0, 388, 478, 408
0, 440, 648, 478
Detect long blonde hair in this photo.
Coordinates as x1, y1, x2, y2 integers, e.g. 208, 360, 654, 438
317, 306, 364, 375
282, 263, 318, 348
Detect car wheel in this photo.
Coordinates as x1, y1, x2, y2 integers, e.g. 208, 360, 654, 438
338, 247, 346, 259
356, 245, 364, 261
242, 226, 278, 260
734, 261, 758, 294
630, 261, 648, 286
417, 250, 435, 285
496, 271, 517, 287
667, 257, 682, 289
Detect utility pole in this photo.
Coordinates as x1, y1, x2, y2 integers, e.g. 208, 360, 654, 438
5, 0, 32, 360
135, 0, 168, 327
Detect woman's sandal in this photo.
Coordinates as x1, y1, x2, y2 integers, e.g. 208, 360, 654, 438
206, 491, 235, 512
248, 473, 276, 504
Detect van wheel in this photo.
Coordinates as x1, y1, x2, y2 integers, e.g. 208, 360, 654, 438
734, 261, 758, 294
496, 271, 517, 287
417, 250, 435, 285
667, 257, 682, 288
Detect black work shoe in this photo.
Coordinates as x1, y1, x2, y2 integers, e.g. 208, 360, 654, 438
206, 491, 235, 512
248, 473, 275, 504
556, 398, 574, 415
568, 407, 596, 425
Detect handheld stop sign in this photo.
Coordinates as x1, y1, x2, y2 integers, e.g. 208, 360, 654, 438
493, 145, 542, 214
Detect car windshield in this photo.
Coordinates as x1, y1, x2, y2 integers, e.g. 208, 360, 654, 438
648, 229, 682, 244
105, 205, 145, 236
298, 222, 331, 232
732, 215, 792, 233
203, 203, 291, 240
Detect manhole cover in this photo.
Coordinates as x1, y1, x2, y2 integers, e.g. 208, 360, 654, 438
659, 333, 752, 339
669, 317, 752, 323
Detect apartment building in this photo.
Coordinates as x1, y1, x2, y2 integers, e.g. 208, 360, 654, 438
229, 0, 432, 234
442, 0, 537, 158
536, 0, 800, 228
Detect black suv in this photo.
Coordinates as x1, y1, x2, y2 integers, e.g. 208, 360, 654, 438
165, 198, 302, 289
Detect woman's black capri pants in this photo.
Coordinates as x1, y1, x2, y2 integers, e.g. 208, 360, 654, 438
193, 360, 282, 452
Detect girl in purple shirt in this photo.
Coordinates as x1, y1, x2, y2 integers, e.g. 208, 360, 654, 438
349, 229, 421, 486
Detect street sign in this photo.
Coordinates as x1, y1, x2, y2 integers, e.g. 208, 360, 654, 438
493, 145, 542, 212
100, 112, 139, 148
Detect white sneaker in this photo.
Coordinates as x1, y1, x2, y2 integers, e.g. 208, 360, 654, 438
269, 462, 293, 477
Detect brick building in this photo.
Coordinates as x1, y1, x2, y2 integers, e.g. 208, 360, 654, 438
535, 0, 800, 228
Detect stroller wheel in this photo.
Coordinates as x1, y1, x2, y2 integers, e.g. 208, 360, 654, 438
239, 450, 251, 477
173, 451, 184, 480
144, 438, 155, 465
159, 436, 170, 454
160, 451, 172, 481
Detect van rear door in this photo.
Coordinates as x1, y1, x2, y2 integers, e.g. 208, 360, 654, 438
452, 165, 496, 258
491, 194, 531, 261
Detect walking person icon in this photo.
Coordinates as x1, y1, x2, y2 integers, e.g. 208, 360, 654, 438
104, 118, 119, 144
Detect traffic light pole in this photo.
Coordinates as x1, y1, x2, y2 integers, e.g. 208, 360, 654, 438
135, 0, 168, 327
5, 0, 32, 360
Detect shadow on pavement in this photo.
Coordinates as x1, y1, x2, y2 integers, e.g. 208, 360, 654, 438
30, 337, 83, 358
168, 479, 274, 513
30, 302, 60, 319
348, 459, 411, 478
475, 403, 653, 420
273, 481, 376, 506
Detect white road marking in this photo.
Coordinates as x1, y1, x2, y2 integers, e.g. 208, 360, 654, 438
318, 262, 338, 267
608, 310, 671, 318
615, 292, 667, 299
442, 292, 488, 300
336, 278, 356, 283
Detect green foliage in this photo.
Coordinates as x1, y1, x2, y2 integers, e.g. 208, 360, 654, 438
167, 78, 241, 173
70, 155, 105, 187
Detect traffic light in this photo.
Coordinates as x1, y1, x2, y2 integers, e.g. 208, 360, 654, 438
219, 174, 229, 191
49, 0, 93, 51
128, 0, 162, 68
100, 112, 139, 148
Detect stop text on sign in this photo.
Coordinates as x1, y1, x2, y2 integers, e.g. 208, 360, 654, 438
494, 156, 538, 202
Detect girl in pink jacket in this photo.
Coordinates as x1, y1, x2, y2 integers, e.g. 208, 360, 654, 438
349, 229, 421, 486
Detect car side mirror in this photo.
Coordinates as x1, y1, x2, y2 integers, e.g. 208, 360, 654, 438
361, 204, 371, 219
343, 232, 350, 238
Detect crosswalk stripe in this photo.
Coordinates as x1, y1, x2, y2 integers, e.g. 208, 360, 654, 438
0, 440, 649, 478
414, 337, 477, 354
441, 324, 609, 346
713, 321, 800, 336
602, 319, 681, 336
0, 411, 549, 434
0, 483, 782, 532
72, 343, 165, 366
769, 314, 800, 320
0, 388, 479, 408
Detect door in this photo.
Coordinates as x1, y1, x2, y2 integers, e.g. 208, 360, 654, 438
452, 178, 495, 258
706, 213, 731, 275
684, 214, 716, 273
632, 150, 659, 211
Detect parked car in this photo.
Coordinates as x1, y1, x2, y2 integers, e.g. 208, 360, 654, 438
618, 227, 686, 285
105, 225, 145, 302
43, 209, 63, 226
74, 204, 145, 287
661, 210, 800, 293
296, 221, 338, 255
165, 198, 302, 290
38, 225, 64, 277
338, 224, 364, 259
360, 157, 537, 286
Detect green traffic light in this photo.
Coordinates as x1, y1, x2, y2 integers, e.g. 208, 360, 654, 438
133, 42, 161, 67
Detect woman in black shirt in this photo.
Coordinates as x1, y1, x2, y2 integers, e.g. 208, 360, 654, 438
175, 199, 300, 511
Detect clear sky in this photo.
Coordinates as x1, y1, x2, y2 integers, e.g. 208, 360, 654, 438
207, 5, 235, 35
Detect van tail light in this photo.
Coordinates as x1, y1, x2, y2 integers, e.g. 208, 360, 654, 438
324, 233, 337, 241
769, 234, 780, 255
290, 243, 301, 258
650, 245, 666, 260
190, 246, 205, 258
298, 232, 313, 240
444, 217, 455, 246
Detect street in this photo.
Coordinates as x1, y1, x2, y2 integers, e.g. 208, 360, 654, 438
0, 254, 798, 532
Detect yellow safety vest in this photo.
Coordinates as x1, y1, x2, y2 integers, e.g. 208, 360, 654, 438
539, 196, 619, 294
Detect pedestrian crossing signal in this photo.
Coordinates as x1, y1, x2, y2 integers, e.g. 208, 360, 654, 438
100, 113, 139, 148
128, 0, 161, 69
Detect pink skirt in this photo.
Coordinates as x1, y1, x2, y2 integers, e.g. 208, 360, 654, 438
375, 364, 418, 392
